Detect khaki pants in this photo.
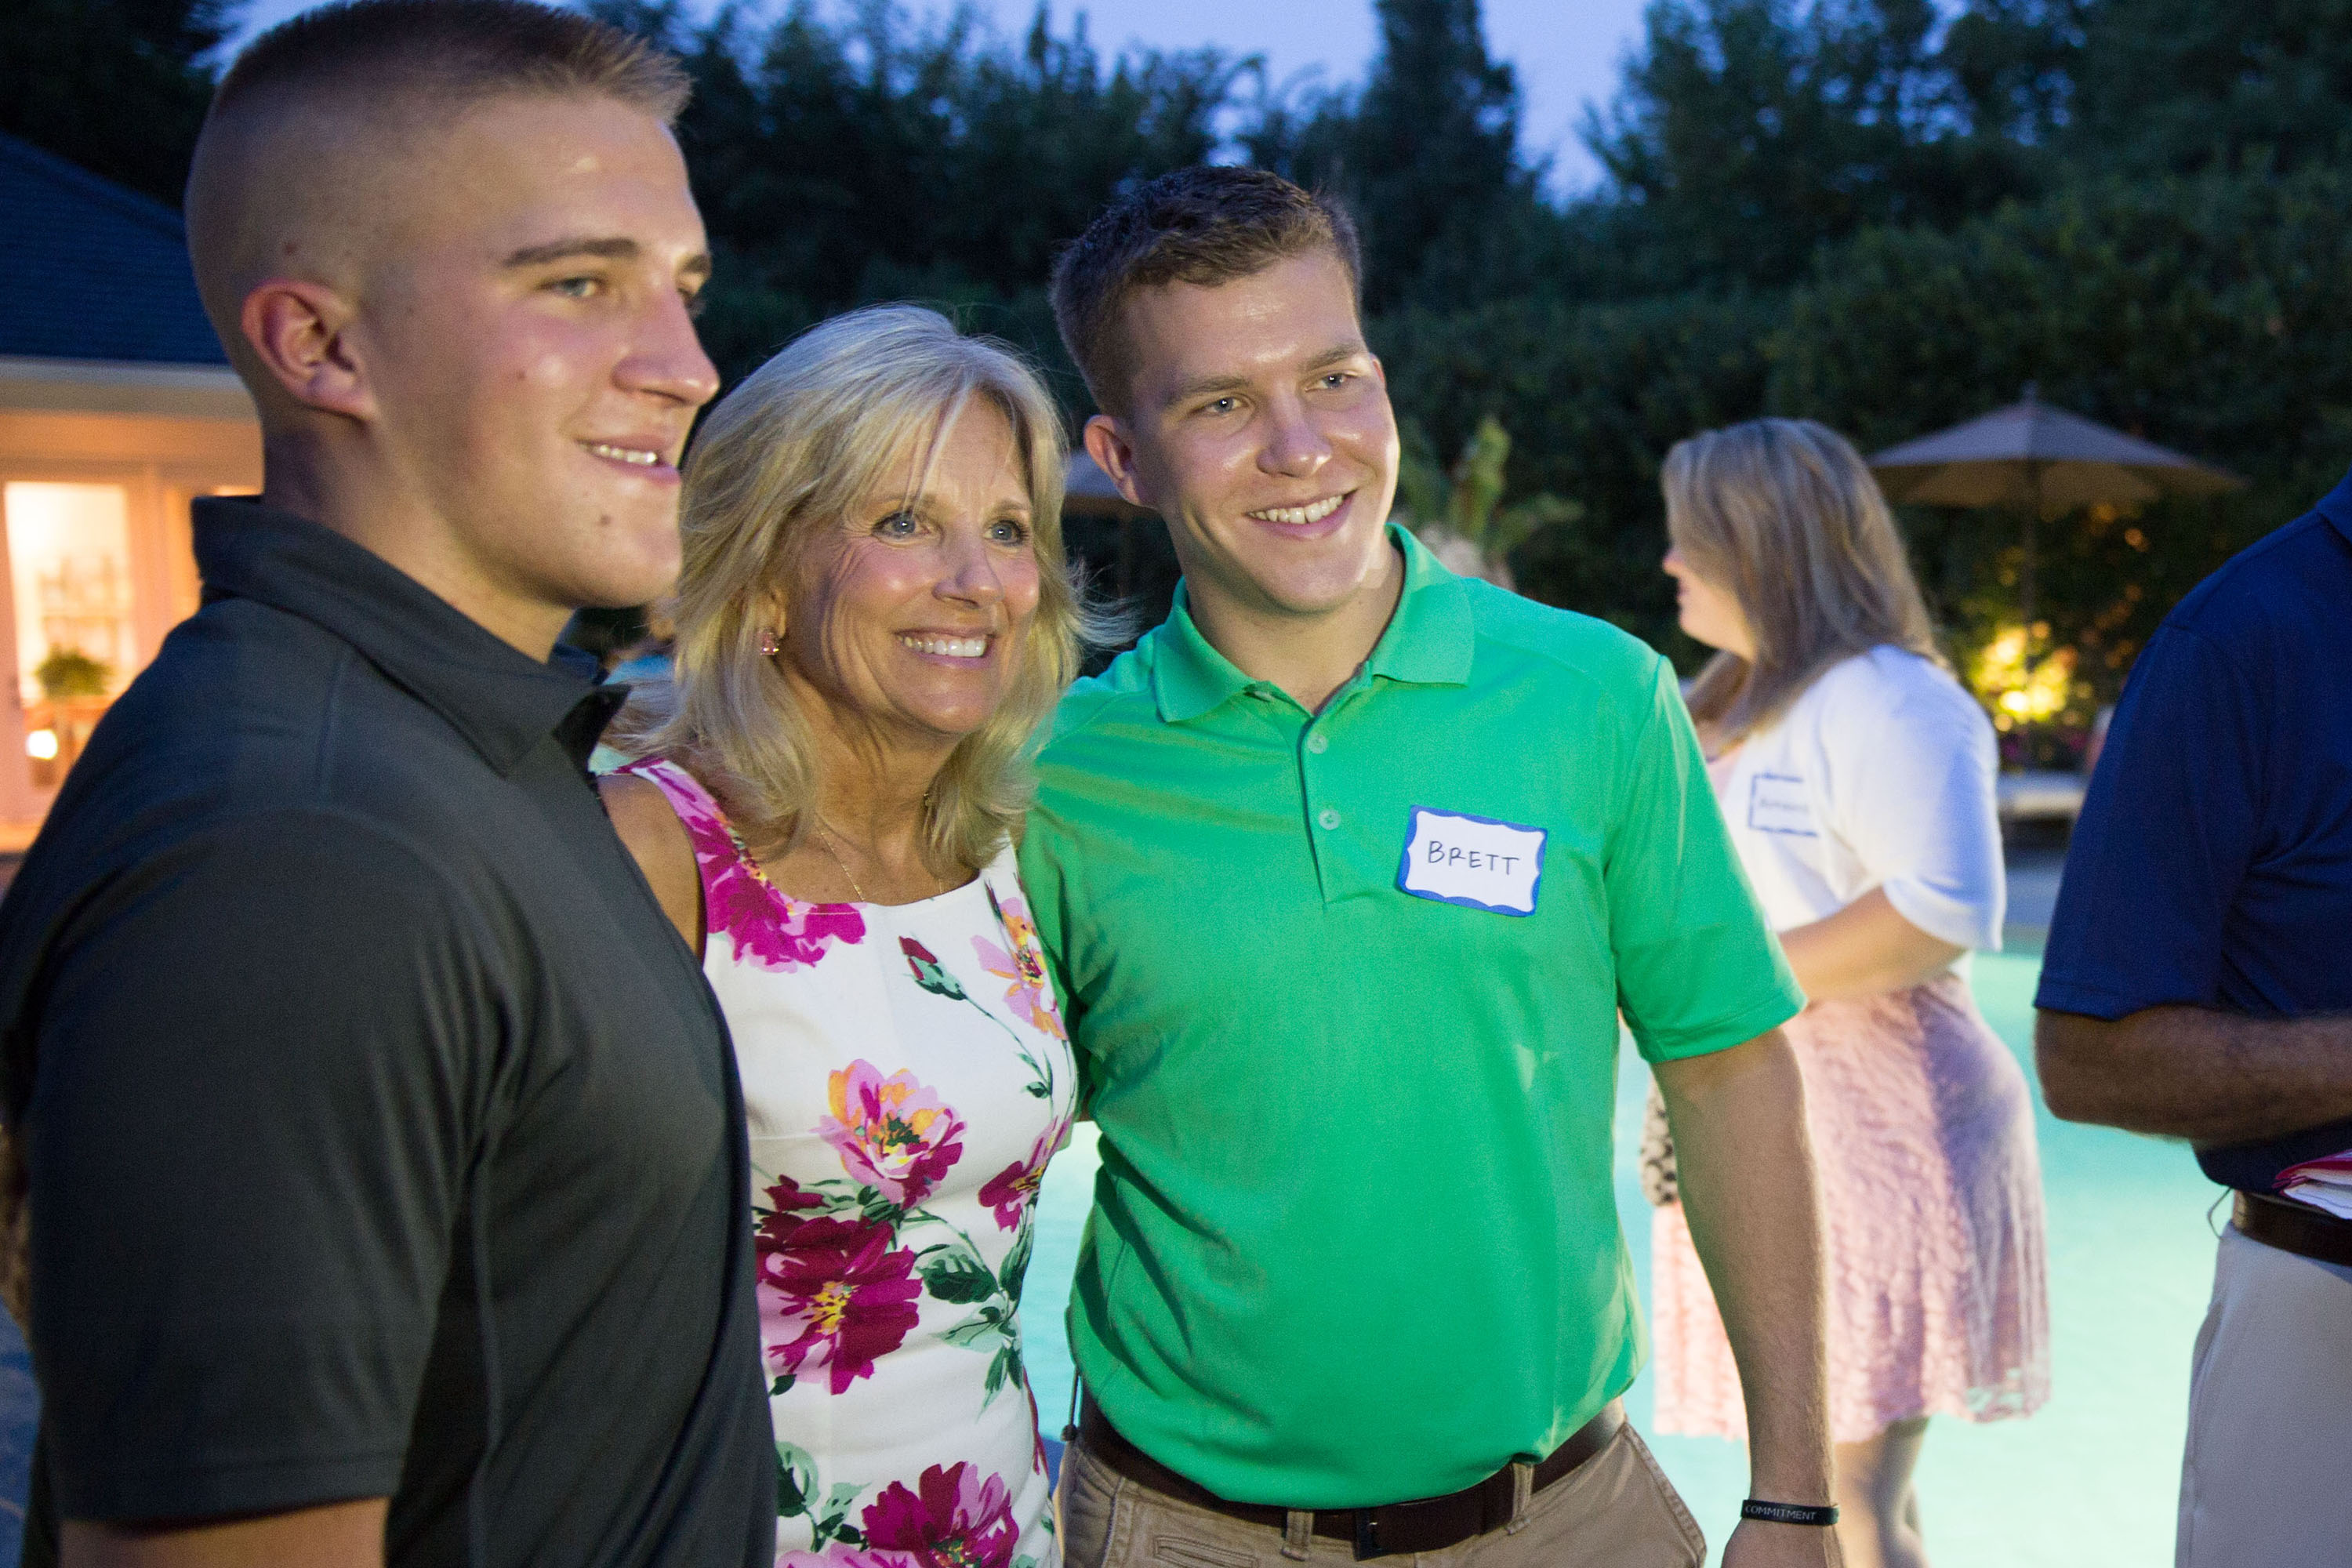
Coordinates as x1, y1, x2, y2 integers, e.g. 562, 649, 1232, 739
1058, 1423, 1705, 1568
2176, 1224, 2352, 1568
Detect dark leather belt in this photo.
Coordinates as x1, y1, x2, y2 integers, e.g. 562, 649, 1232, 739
1076, 1397, 1624, 1559
2236, 1191, 2352, 1269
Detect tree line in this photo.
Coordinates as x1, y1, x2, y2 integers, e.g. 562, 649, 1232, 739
16, 0, 2352, 742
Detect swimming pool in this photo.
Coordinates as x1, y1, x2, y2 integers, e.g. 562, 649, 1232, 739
1022, 951, 2222, 1566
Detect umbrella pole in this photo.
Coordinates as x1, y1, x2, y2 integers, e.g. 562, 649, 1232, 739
2020, 507, 2037, 661
2018, 460, 2045, 664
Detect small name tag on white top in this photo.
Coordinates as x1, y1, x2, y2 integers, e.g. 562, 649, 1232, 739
1397, 807, 1546, 916
1747, 771, 1817, 837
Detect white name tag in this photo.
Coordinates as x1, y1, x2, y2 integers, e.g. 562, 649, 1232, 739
1396, 807, 1546, 916
1747, 772, 1817, 837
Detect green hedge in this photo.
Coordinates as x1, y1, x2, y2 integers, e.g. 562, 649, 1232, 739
1374, 166, 2352, 737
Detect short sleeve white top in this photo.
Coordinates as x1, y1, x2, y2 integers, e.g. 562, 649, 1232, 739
1713, 644, 2004, 955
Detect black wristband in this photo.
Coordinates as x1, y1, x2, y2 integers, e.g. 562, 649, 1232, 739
1741, 1499, 1840, 1526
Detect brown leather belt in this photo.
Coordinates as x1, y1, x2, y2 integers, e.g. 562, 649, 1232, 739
1076, 1397, 1625, 1559
2236, 1191, 2352, 1269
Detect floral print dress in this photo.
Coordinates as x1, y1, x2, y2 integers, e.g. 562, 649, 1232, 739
622, 757, 1075, 1568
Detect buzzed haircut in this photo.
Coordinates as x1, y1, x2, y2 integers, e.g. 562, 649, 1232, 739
210, 0, 688, 127
185, 0, 691, 385
1050, 166, 1362, 416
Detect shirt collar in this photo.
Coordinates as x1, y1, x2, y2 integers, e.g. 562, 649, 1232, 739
1367, 524, 1477, 687
2320, 466, 2352, 550
192, 496, 619, 775
1149, 521, 1477, 724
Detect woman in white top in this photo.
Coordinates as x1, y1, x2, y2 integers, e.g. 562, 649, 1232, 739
1647, 419, 2049, 1568
602, 306, 1107, 1568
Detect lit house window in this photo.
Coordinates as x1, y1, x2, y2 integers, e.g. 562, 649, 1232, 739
5, 481, 136, 707
5, 481, 138, 787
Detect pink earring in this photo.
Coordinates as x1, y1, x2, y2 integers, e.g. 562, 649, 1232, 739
757, 629, 781, 656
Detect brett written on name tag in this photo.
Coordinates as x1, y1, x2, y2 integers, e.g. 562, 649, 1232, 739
1396, 806, 1547, 916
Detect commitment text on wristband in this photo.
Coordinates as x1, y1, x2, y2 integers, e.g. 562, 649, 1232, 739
1740, 1500, 1841, 1527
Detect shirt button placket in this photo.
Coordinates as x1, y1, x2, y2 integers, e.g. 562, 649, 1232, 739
1301, 724, 1340, 899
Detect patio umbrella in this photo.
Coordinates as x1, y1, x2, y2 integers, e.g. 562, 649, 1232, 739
1869, 386, 2243, 645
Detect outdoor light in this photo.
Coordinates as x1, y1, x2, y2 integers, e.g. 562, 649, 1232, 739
25, 728, 58, 761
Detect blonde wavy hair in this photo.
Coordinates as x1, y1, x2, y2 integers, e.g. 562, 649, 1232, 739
1664, 417, 1943, 746
615, 303, 1094, 869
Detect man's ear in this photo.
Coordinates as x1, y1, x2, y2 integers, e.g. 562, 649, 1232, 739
1084, 415, 1152, 511
239, 278, 375, 421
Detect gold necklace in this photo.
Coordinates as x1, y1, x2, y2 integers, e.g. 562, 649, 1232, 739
813, 826, 868, 903
814, 821, 942, 904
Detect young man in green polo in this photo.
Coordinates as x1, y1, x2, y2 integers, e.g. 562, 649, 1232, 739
1020, 168, 1841, 1568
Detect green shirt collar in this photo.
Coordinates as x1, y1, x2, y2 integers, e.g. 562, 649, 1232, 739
1151, 522, 1476, 724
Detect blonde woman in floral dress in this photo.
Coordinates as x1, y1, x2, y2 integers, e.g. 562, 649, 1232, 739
601, 306, 1102, 1568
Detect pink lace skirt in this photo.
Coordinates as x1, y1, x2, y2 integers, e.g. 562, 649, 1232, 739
1648, 971, 2050, 1443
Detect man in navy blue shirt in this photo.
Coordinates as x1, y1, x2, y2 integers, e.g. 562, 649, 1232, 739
2037, 472, 2352, 1568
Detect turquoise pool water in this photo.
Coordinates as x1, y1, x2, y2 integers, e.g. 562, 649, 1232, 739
1022, 952, 2223, 1566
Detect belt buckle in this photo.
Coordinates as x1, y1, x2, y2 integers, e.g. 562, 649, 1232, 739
1352, 1510, 1385, 1561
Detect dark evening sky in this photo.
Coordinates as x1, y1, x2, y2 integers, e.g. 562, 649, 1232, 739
230, 0, 1650, 192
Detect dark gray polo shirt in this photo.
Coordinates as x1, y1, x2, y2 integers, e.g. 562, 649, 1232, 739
0, 498, 774, 1565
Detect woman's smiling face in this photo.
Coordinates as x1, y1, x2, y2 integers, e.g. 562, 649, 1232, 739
779, 396, 1042, 752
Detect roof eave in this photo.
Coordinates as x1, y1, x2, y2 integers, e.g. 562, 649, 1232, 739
0, 355, 256, 421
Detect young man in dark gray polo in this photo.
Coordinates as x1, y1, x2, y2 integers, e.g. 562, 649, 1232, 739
0, 3, 774, 1564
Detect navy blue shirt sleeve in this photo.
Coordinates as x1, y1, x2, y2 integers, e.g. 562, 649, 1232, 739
27, 809, 493, 1523
2037, 622, 2263, 1019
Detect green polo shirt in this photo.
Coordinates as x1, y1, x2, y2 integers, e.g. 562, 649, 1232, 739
1019, 525, 1801, 1508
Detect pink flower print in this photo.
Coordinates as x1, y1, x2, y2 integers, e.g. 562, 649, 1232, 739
976, 1120, 1065, 1232
758, 1214, 923, 1395
819, 1061, 966, 1208
755, 1174, 827, 1251
860, 1463, 1019, 1568
973, 890, 1065, 1041
777, 1555, 919, 1568
717, 883, 866, 972
623, 760, 865, 969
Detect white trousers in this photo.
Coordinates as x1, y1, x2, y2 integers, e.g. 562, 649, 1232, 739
2176, 1223, 2352, 1568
